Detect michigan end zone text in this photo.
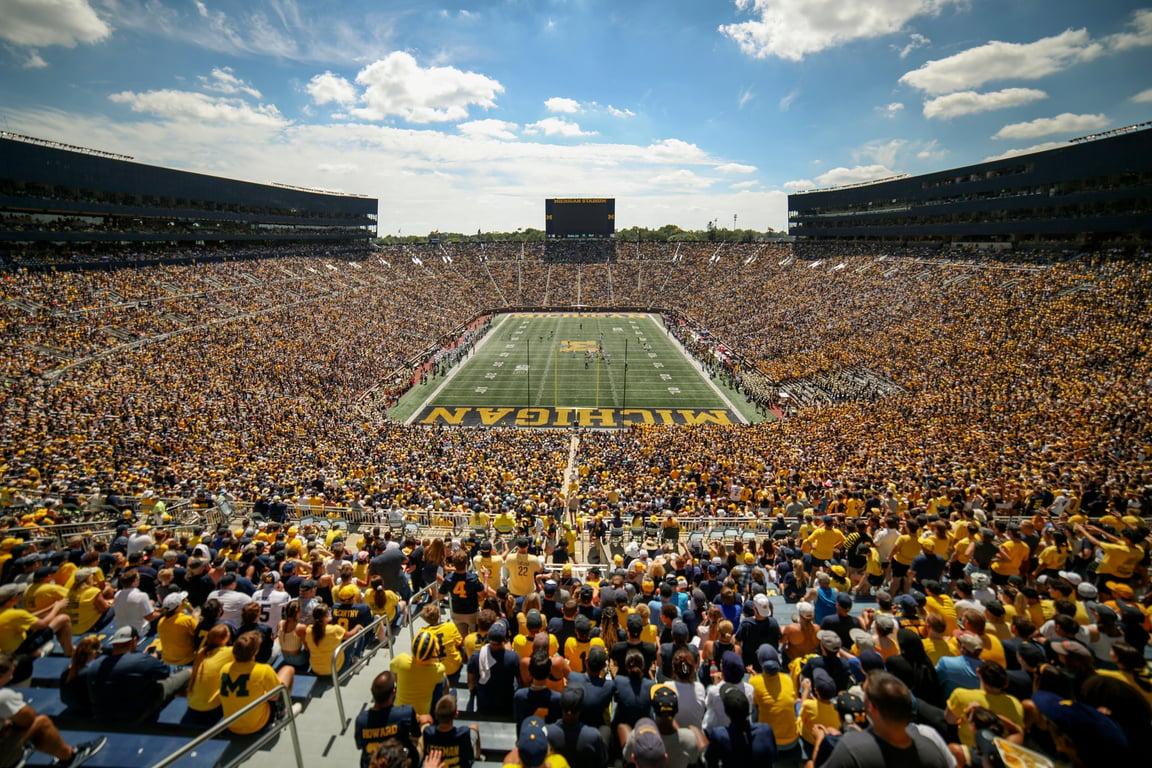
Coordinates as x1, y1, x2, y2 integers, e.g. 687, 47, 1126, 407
415, 406, 737, 429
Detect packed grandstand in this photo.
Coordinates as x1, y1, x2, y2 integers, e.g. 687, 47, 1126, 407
1, 132, 1151, 768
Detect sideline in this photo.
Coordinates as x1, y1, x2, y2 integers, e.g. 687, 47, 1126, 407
403, 313, 511, 424
650, 312, 749, 424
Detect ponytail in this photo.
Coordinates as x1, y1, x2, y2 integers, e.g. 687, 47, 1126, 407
311, 605, 328, 645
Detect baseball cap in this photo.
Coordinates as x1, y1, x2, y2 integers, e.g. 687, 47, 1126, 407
849, 628, 875, 650
757, 644, 781, 674
957, 633, 984, 654
752, 593, 773, 618
626, 613, 645, 635
34, 565, 58, 580
162, 591, 188, 611
813, 668, 837, 699
526, 609, 543, 630
1058, 570, 1083, 587
1105, 581, 1134, 599
1031, 691, 1130, 762
517, 717, 550, 768
337, 584, 360, 603
1050, 639, 1092, 658
743, 552, 755, 565
836, 592, 854, 610
110, 625, 139, 645
671, 620, 689, 641
817, 630, 842, 652
796, 601, 815, 618
720, 651, 745, 683
0, 583, 28, 602
487, 621, 508, 643
629, 719, 667, 768
219, 573, 237, 587
1076, 582, 1098, 600
873, 614, 896, 633
651, 685, 679, 717
894, 594, 917, 612
574, 614, 592, 635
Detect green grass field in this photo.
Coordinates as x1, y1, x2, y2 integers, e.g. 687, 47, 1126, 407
392, 312, 755, 428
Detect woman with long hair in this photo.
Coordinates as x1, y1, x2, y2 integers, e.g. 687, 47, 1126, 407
59, 635, 102, 716
303, 603, 359, 677
186, 624, 234, 724
598, 606, 622, 644
194, 598, 235, 649
669, 647, 706, 728
886, 627, 944, 707
277, 600, 308, 670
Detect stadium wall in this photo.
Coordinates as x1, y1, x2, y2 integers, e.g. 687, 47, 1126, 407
788, 127, 1152, 244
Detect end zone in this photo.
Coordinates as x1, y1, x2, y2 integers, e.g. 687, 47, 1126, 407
414, 405, 739, 428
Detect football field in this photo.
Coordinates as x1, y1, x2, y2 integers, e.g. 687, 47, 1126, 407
402, 312, 749, 428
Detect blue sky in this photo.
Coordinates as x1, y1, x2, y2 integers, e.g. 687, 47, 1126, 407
1, 0, 1150, 233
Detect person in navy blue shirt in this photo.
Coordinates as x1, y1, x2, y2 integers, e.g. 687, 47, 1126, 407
354, 671, 420, 768
78, 626, 190, 725
422, 694, 477, 768
705, 685, 777, 768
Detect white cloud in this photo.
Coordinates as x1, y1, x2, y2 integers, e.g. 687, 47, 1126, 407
738, 87, 754, 109
2, 105, 790, 232
719, 0, 961, 62
1133, 87, 1152, 103
199, 66, 261, 99
899, 28, 1102, 94
716, 162, 757, 174
0, 0, 111, 47
101, 0, 397, 64
914, 139, 946, 162
21, 49, 48, 68
1104, 9, 1152, 52
650, 169, 715, 190
109, 89, 289, 128
812, 164, 898, 187
895, 32, 930, 58
522, 117, 597, 138
306, 72, 357, 106
731, 180, 760, 190
922, 87, 1047, 119
607, 105, 635, 118
992, 112, 1108, 140
783, 179, 815, 191
778, 88, 800, 111
457, 119, 519, 141
982, 141, 1068, 162
544, 96, 581, 114
350, 52, 503, 123
879, 102, 905, 118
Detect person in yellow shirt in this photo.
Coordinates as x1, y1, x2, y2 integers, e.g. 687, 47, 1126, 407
186, 624, 234, 723
1035, 532, 1071, 579
473, 541, 504, 591
748, 645, 802, 763
513, 610, 558, 658
392, 630, 448, 716
563, 615, 605, 674
64, 567, 111, 636
1076, 524, 1144, 581
944, 661, 1023, 748
890, 520, 924, 594
364, 577, 401, 639
156, 591, 198, 667
24, 566, 69, 613
920, 614, 954, 664
304, 604, 358, 677
506, 539, 544, 598
219, 630, 296, 735
991, 525, 1029, 584
421, 603, 465, 679
0, 582, 73, 656
797, 668, 840, 755
948, 611, 1006, 669
923, 581, 958, 635
804, 517, 845, 567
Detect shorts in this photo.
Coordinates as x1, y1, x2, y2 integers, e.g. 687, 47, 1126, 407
867, 574, 884, 586
890, 561, 910, 578
0, 722, 28, 768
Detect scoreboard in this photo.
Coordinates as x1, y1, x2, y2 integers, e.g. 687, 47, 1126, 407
545, 198, 615, 238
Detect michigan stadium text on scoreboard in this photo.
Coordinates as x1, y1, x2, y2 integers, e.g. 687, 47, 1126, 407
414, 405, 737, 428
545, 198, 615, 238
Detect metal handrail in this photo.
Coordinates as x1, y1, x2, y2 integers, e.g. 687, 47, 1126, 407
332, 614, 392, 734
149, 683, 303, 768
405, 582, 439, 646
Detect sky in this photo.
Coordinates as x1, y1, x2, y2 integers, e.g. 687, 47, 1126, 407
1, 1, 1150, 234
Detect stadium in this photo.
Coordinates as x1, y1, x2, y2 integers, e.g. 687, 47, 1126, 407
2, 17, 1152, 768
